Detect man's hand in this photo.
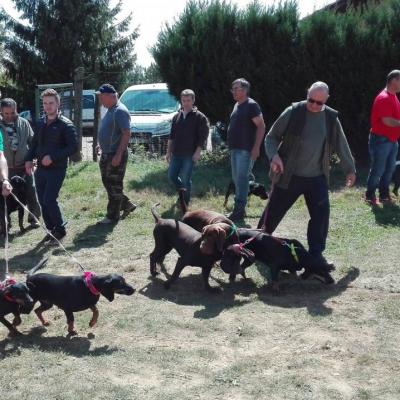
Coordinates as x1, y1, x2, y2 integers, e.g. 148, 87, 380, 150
166, 152, 171, 163
192, 149, 201, 162
95, 145, 101, 156
250, 147, 260, 161
111, 153, 122, 167
345, 172, 356, 187
41, 155, 52, 167
270, 154, 284, 174
2, 179, 12, 197
25, 161, 34, 176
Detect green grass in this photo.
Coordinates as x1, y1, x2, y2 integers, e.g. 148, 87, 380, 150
1, 151, 399, 400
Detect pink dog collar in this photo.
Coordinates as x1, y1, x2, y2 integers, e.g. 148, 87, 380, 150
83, 272, 100, 296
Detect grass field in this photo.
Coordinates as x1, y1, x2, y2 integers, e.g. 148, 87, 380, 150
1, 151, 399, 400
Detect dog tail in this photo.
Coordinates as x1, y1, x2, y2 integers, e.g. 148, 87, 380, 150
26, 258, 48, 276
178, 188, 188, 214
151, 203, 161, 223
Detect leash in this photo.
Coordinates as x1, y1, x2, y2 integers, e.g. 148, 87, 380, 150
260, 171, 281, 231
1, 196, 10, 281
8, 189, 86, 273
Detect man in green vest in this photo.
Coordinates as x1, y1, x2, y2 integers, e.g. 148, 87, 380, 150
259, 81, 356, 268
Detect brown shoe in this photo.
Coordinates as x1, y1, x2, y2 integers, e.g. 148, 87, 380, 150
120, 203, 137, 220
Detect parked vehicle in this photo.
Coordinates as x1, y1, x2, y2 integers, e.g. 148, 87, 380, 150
119, 83, 179, 154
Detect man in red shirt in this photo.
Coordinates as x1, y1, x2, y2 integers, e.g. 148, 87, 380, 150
366, 70, 400, 204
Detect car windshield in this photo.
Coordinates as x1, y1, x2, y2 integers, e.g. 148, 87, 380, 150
120, 89, 178, 114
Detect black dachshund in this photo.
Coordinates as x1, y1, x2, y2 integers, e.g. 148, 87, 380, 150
26, 259, 135, 335
0, 175, 27, 235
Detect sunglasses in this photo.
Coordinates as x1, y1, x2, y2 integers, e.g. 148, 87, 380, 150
307, 98, 325, 106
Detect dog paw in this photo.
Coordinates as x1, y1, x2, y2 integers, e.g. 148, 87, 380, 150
88, 320, 97, 328
67, 330, 78, 337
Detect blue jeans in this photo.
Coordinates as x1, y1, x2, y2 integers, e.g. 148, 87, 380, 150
230, 149, 254, 209
168, 155, 194, 203
366, 134, 399, 198
258, 175, 329, 256
35, 167, 66, 232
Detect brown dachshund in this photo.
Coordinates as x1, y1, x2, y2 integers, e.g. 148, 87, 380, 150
178, 189, 237, 255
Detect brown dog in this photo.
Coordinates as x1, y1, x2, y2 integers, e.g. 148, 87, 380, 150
178, 189, 237, 255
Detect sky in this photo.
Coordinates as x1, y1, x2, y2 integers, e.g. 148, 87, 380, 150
1, 0, 333, 67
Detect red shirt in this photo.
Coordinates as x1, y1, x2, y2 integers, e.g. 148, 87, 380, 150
370, 89, 400, 142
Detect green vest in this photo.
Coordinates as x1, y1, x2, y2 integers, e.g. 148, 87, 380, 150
274, 100, 339, 189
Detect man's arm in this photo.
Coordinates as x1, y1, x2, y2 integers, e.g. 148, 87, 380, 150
382, 117, 400, 127
334, 119, 356, 187
112, 128, 131, 167
0, 152, 11, 196
265, 107, 292, 173
193, 114, 210, 162
250, 115, 265, 161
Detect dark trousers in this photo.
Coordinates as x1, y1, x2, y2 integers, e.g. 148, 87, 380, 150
258, 175, 330, 256
35, 167, 66, 232
99, 151, 131, 220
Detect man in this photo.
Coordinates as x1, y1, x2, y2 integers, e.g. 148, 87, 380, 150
96, 83, 136, 224
259, 81, 356, 266
366, 70, 400, 205
0, 98, 41, 227
166, 89, 209, 205
25, 88, 78, 242
227, 78, 265, 221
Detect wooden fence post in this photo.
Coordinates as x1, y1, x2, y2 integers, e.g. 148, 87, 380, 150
72, 66, 84, 162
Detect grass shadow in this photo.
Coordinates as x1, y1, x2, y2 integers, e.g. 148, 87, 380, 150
0, 326, 118, 359
138, 272, 251, 320
6, 241, 54, 274
371, 202, 400, 227
69, 222, 117, 250
255, 266, 360, 316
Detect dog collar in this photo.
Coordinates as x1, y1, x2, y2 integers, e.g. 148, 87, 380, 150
83, 272, 100, 296
226, 223, 238, 239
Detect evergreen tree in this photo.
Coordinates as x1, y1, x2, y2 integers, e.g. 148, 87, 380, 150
1, 0, 138, 107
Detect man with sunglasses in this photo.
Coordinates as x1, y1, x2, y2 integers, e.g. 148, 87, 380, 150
258, 81, 356, 270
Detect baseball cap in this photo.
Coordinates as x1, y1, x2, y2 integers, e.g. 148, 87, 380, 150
95, 83, 117, 94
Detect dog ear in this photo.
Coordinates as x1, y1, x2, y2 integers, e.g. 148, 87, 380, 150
216, 227, 226, 252
101, 278, 115, 302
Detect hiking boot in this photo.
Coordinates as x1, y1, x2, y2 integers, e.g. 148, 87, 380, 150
47, 229, 66, 246
120, 202, 137, 220
97, 217, 118, 225
364, 194, 380, 206
312, 254, 336, 271
227, 208, 245, 222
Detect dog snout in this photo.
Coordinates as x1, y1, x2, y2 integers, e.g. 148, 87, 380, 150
116, 285, 135, 295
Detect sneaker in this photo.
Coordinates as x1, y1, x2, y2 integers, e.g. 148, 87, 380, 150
365, 196, 380, 206
120, 203, 137, 220
97, 217, 118, 225
29, 221, 41, 229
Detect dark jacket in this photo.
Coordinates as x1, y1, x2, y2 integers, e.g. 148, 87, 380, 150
169, 107, 209, 156
25, 114, 78, 169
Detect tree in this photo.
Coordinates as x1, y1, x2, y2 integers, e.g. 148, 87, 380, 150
1, 0, 138, 108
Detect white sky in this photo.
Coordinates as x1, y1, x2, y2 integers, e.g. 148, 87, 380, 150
1, 0, 333, 66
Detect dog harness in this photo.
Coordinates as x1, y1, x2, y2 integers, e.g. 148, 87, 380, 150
0, 278, 17, 302
83, 272, 100, 296
226, 223, 238, 240
232, 232, 300, 263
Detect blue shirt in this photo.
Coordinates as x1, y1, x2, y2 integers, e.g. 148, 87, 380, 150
98, 102, 131, 154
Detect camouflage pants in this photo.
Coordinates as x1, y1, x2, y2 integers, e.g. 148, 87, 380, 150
99, 151, 132, 220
